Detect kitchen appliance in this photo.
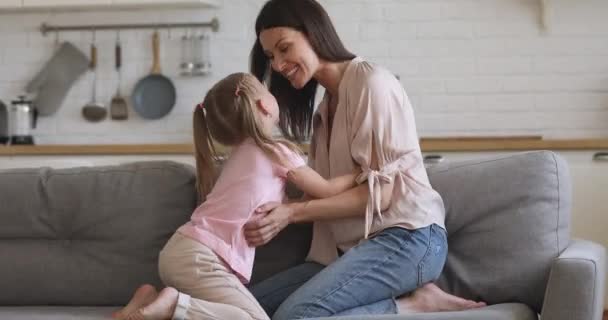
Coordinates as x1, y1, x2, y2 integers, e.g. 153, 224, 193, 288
0, 100, 8, 144
9, 95, 38, 145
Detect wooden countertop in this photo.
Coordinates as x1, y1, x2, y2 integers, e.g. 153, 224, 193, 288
1, 137, 607, 155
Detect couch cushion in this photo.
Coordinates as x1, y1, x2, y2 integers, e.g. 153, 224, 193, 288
0, 306, 117, 320
429, 151, 571, 313
0, 303, 538, 320
312, 303, 537, 320
0, 161, 196, 306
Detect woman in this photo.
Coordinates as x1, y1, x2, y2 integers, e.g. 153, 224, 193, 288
245, 0, 485, 319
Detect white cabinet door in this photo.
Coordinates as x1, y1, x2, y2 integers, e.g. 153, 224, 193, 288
560, 152, 608, 249
22, 0, 111, 7
0, 0, 21, 8
560, 151, 608, 306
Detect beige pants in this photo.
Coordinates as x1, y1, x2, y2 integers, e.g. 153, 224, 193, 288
158, 233, 269, 320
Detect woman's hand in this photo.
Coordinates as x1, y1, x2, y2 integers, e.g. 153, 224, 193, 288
244, 202, 299, 247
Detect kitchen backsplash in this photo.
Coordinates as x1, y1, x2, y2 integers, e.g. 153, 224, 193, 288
0, 0, 607, 144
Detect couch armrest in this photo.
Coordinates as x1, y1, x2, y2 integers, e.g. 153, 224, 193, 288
541, 239, 606, 320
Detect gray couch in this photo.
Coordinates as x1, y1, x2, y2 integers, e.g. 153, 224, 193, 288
0, 151, 604, 320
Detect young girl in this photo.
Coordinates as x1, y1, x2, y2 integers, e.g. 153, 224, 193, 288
112, 72, 360, 320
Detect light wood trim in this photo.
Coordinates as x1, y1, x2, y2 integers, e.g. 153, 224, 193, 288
420, 138, 608, 152
0, 138, 606, 156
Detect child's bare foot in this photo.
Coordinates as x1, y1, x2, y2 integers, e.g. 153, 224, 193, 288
397, 283, 486, 313
128, 287, 179, 320
112, 284, 158, 320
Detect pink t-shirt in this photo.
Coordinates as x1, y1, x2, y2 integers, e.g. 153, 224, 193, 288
178, 138, 305, 283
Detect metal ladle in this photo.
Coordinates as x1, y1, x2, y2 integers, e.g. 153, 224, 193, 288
82, 30, 107, 122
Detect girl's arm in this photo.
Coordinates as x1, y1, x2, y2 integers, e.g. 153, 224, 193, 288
289, 179, 393, 223
245, 181, 393, 247
286, 165, 360, 199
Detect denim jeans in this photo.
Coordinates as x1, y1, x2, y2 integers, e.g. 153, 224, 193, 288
249, 224, 447, 320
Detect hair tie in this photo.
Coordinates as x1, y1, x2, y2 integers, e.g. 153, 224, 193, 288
235, 86, 241, 97
196, 102, 205, 110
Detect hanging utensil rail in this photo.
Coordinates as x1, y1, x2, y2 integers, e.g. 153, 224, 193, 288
40, 17, 219, 36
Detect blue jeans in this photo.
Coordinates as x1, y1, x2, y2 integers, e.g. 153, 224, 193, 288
249, 224, 447, 320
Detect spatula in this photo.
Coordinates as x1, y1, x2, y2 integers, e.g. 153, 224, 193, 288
110, 36, 128, 120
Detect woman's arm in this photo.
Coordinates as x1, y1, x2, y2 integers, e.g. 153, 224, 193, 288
244, 180, 392, 247
287, 166, 360, 199
290, 180, 393, 222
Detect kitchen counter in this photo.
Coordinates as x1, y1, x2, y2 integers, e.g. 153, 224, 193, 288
1, 138, 607, 155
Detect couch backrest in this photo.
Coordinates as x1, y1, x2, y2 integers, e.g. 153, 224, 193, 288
429, 151, 571, 312
0, 161, 197, 306
0, 151, 571, 312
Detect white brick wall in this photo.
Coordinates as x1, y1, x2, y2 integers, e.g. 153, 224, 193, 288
0, 0, 607, 144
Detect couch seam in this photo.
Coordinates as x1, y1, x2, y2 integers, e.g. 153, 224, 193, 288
430, 150, 548, 174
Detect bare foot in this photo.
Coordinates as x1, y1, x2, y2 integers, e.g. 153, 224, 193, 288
127, 287, 179, 320
112, 284, 159, 320
397, 283, 486, 313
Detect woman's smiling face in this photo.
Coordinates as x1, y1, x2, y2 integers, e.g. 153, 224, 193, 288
259, 27, 320, 89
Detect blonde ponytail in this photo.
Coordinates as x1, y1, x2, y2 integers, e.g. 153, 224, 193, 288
192, 72, 304, 202
193, 103, 217, 202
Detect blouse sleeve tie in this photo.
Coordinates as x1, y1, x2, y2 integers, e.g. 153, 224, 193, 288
355, 158, 403, 239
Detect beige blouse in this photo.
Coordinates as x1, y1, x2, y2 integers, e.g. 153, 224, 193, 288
306, 57, 446, 266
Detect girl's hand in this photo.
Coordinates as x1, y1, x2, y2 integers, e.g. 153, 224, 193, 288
244, 202, 296, 247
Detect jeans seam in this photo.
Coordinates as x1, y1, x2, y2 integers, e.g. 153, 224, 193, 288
295, 233, 406, 318
417, 226, 434, 287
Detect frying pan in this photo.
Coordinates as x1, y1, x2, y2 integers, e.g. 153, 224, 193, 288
132, 31, 176, 120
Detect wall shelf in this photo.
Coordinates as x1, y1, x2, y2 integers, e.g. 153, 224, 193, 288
0, 0, 221, 12
40, 17, 220, 35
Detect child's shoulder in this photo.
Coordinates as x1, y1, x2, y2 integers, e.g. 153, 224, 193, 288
271, 141, 306, 169
232, 139, 267, 161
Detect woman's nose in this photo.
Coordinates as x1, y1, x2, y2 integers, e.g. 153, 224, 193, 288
271, 58, 285, 73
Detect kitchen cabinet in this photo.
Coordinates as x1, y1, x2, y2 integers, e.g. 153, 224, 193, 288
423, 150, 608, 306
0, 0, 21, 8
561, 151, 608, 256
